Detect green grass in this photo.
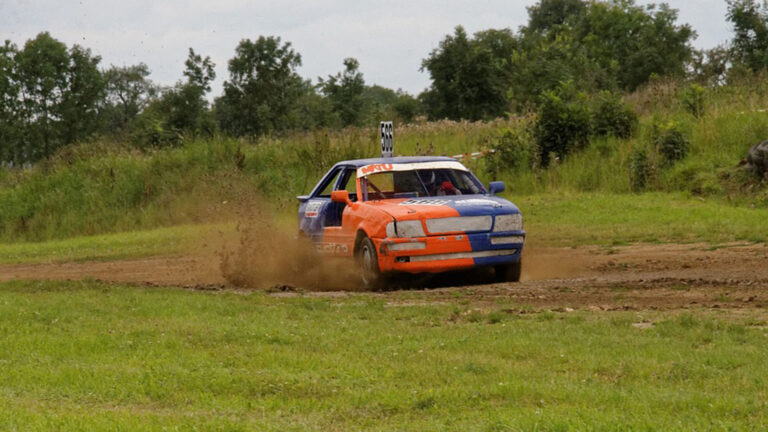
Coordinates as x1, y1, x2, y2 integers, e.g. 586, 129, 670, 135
2, 83, 768, 250
2, 105, 768, 244
0, 279, 766, 430
516, 191, 768, 246
3, 192, 765, 266
0, 121, 507, 242
0, 224, 216, 265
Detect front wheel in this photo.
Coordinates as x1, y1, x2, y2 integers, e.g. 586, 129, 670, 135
358, 237, 383, 289
495, 261, 522, 283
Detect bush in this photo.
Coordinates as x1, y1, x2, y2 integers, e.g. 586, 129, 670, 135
534, 82, 591, 167
591, 91, 637, 139
680, 83, 706, 118
629, 147, 651, 192
485, 126, 533, 177
666, 160, 723, 196
653, 121, 689, 164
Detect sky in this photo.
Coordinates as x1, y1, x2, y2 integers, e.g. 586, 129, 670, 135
1, 0, 734, 97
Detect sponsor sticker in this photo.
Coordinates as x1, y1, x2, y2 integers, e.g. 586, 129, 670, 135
315, 243, 350, 254
399, 199, 449, 206
359, 163, 394, 176
454, 199, 502, 207
304, 200, 324, 218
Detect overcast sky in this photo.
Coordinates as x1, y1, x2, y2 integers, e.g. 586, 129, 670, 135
2, 0, 733, 96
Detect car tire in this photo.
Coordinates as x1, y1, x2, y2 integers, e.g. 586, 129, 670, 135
358, 236, 383, 289
495, 261, 522, 283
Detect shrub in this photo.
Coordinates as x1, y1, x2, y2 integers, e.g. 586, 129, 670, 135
629, 147, 651, 192
653, 121, 689, 164
485, 126, 533, 177
680, 83, 706, 118
591, 91, 637, 139
534, 81, 591, 167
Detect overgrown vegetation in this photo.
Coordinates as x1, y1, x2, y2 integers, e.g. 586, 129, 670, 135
3, 0, 768, 243
2, 78, 768, 243
1, 0, 754, 164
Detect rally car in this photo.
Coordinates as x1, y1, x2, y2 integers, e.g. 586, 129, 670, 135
297, 156, 525, 287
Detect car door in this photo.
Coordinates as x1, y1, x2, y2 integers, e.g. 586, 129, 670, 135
321, 167, 358, 257
298, 167, 343, 243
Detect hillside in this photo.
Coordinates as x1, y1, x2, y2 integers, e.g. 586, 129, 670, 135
1, 80, 768, 243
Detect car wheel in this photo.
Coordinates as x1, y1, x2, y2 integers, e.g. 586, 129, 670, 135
358, 237, 383, 289
495, 261, 521, 283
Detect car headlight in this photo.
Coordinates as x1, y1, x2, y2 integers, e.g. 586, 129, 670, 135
494, 214, 523, 232
386, 220, 426, 238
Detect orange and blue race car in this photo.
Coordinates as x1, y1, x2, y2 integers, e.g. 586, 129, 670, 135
297, 155, 525, 287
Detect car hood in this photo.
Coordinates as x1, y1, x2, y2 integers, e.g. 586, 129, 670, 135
363, 195, 521, 220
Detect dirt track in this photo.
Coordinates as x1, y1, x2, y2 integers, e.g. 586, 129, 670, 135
2, 242, 768, 311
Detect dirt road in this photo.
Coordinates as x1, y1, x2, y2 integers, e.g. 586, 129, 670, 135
2, 242, 768, 311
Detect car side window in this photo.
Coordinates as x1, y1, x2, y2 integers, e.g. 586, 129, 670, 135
339, 169, 358, 201
317, 169, 342, 197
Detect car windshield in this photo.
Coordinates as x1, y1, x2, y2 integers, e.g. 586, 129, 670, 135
362, 169, 484, 201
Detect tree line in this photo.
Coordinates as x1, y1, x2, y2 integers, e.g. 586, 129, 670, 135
2, 0, 768, 164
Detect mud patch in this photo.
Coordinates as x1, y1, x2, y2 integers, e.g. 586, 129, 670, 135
3, 240, 768, 311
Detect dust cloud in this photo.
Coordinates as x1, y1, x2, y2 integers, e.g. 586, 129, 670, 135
217, 208, 362, 291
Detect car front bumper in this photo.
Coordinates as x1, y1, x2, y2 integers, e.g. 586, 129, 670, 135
375, 231, 524, 274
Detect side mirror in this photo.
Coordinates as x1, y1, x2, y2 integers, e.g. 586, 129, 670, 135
488, 181, 505, 195
331, 190, 351, 204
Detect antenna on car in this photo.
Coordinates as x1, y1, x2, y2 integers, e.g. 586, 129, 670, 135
380, 121, 393, 158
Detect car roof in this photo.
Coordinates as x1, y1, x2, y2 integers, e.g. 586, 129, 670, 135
333, 156, 458, 168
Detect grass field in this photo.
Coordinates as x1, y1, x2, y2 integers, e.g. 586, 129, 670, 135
0, 279, 765, 431
0, 224, 215, 265
3, 87, 768, 244
2, 192, 766, 266
3, 81, 768, 430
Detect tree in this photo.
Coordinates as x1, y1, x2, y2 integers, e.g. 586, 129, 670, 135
391, 91, 422, 123
60, 45, 104, 144
2, 32, 104, 163
132, 48, 216, 145
510, 30, 606, 107
162, 48, 216, 134
727, 0, 768, 71
575, 1, 695, 91
688, 46, 730, 86
510, 0, 695, 107
318, 58, 366, 127
420, 26, 516, 121
294, 82, 336, 130
0, 41, 20, 163
525, 0, 586, 33
14, 32, 72, 160
102, 63, 156, 131
216, 36, 306, 136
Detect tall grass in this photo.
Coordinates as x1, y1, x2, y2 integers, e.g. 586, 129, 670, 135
2, 79, 768, 242
0, 121, 511, 242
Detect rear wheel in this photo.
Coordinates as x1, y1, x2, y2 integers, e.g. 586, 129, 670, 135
358, 237, 383, 289
495, 261, 522, 283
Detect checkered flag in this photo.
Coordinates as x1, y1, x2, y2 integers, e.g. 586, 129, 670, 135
380, 121, 393, 158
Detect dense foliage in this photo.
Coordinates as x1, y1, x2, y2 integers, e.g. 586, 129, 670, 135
422, 0, 695, 119
0, 0, 767, 170
0, 33, 103, 163
420, 27, 516, 121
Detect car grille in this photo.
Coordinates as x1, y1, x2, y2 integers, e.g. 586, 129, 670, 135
425, 216, 492, 234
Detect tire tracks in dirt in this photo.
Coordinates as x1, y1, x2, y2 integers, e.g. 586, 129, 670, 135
2, 242, 768, 311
